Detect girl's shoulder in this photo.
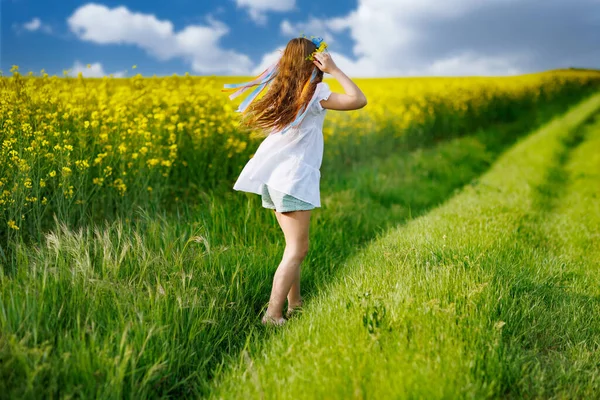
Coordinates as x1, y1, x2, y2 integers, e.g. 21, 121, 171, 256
313, 82, 332, 112
316, 81, 331, 92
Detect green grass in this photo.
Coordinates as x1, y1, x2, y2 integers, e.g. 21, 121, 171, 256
1, 93, 599, 399
209, 93, 600, 399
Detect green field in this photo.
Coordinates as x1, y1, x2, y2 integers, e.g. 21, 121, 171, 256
1, 87, 600, 398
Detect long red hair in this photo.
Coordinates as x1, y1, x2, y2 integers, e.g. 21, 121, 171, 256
241, 38, 324, 133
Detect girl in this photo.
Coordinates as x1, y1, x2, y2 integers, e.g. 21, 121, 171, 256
224, 37, 367, 326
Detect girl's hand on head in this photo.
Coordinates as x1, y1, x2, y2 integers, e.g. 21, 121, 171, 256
313, 52, 338, 74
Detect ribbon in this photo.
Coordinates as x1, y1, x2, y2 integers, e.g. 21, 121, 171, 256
222, 52, 282, 113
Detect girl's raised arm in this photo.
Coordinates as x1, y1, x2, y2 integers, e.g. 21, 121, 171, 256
313, 52, 367, 111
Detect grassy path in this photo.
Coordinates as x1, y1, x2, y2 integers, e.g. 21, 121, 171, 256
209, 93, 600, 399
496, 105, 600, 397
0, 95, 596, 398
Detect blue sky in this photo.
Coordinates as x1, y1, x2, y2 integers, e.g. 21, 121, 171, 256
2, 0, 599, 77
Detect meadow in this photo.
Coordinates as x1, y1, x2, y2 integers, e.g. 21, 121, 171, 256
1, 69, 600, 398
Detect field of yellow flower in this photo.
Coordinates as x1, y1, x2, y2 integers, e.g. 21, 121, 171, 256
1, 68, 599, 246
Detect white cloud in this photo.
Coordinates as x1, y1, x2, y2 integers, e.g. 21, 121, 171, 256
271, 0, 600, 77
236, 0, 295, 24
280, 17, 340, 43
416, 53, 523, 77
324, 49, 525, 78
324, 52, 377, 77
251, 48, 284, 75
328, 0, 494, 75
68, 61, 127, 78
24, 17, 41, 31
67, 3, 252, 74
22, 17, 52, 34
267, 0, 525, 77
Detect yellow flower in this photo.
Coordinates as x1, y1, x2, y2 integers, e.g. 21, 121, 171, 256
63, 185, 74, 198
112, 178, 127, 196
8, 220, 19, 230
8, 150, 20, 162
75, 160, 90, 170
93, 177, 104, 186
94, 153, 107, 165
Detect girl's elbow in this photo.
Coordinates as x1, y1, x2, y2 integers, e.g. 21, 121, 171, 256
357, 96, 367, 109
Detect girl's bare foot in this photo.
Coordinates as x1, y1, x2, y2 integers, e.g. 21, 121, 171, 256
261, 313, 287, 326
286, 298, 303, 319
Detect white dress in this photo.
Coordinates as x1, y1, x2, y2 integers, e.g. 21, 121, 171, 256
233, 82, 332, 207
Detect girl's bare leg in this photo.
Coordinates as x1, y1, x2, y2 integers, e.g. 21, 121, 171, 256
274, 212, 304, 310
265, 210, 311, 320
